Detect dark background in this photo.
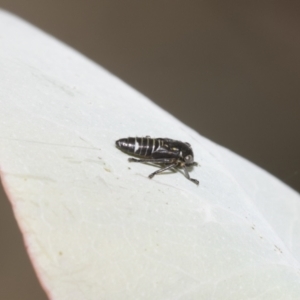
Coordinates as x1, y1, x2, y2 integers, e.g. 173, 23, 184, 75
0, 1, 299, 299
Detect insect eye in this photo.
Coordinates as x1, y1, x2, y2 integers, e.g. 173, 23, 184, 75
184, 155, 193, 164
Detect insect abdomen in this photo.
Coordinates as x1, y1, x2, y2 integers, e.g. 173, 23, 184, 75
116, 137, 156, 157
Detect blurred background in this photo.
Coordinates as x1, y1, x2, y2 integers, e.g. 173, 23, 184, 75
0, 1, 299, 299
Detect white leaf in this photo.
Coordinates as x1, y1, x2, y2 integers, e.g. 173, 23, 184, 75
0, 10, 300, 300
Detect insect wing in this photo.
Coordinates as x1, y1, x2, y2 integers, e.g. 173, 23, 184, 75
151, 139, 180, 159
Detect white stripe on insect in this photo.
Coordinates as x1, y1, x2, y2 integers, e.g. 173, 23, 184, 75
146, 137, 149, 155
152, 139, 155, 154
134, 137, 139, 153
139, 138, 143, 154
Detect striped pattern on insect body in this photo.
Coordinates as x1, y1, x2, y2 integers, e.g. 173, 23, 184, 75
115, 137, 199, 185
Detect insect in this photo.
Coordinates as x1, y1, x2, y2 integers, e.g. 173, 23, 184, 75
116, 137, 199, 185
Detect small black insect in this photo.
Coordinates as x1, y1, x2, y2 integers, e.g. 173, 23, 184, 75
116, 137, 199, 185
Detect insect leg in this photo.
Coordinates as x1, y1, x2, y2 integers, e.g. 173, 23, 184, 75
148, 163, 178, 179
183, 166, 199, 185
128, 158, 174, 164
